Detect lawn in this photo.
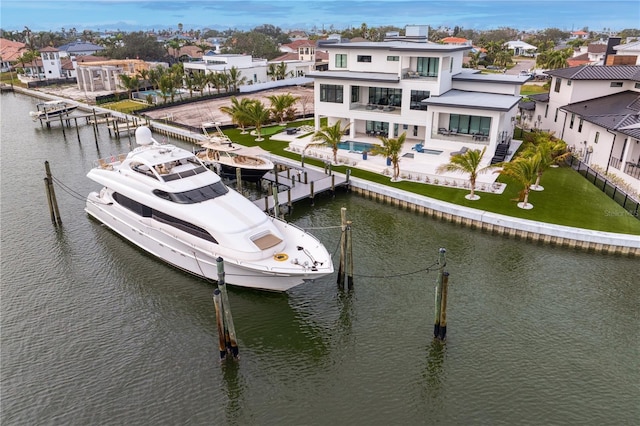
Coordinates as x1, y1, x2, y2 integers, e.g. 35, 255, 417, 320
101, 99, 149, 114
520, 84, 549, 96
222, 121, 640, 235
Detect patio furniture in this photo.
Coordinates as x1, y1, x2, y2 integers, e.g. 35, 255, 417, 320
412, 143, 425, 153
438, 128, 450, 136
450, 146, 469, 156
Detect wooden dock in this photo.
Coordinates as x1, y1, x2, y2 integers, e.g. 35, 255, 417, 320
253, 164, 350, 212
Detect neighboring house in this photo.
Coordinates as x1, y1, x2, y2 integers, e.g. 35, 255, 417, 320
531, 65, 640, 188
171, 45, 207, 62
440, 37, 471, 46
307, 26, 529, 158
504, 40, 537, 56
612, 40, 640, 65
76, 58, 165, 92
569, 43, 607, 67
0, 38, 27, 72
273, 40, 330, 75
183, 53, 269, 85
570, 31, 589, 40
288, 30, 308, 41
57, 41, 105, 57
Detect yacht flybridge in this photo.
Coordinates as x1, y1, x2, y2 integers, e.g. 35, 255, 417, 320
85, 127, 333, 291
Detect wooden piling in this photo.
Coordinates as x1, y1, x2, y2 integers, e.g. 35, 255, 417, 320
433, 248, 446, 339
74, 118, 81, 142
58, 113, 66, 138
310, 181, 315, 206
44, 161, 62, 225
236, 167, 242, 194
216, 257, 239, 359
346, 219, 354, 289
273, 188, 280, 218
438, 272, 449, 340
337, 207, 347, 288
212, 289, 227, 360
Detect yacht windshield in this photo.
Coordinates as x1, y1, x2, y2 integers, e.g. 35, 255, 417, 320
153, 181, 229, 204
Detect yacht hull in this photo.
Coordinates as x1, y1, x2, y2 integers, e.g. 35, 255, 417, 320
85, 192, 333, 292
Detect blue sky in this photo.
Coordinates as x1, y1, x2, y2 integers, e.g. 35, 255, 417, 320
1, 0, 638, 33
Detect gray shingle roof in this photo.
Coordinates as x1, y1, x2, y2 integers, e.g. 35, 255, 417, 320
561, 91, 640, 139
546, 65, 640, 81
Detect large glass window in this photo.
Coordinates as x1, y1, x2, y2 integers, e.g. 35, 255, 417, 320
410, 90, 430, 110
357, 55, 372, 63
320, 84, 344, 103
351, 86, 360, 103
335, 54, 347, 68
416, 57, 439, 77
449, 114, 491, 135
368, 87, 402, 106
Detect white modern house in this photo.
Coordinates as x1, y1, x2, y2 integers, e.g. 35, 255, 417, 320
183, 53, 269, 85
307, 31, 530, 161
504, 40, 537, 57
529, 65, 640, 189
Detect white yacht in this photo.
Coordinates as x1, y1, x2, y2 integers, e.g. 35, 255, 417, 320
85, 127, 333, 292
195, 122, 274, 182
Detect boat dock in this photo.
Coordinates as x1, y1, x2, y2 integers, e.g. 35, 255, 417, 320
253, 162, 350, 212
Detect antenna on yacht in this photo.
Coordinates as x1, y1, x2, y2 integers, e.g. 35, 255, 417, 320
135, 126, 156, 146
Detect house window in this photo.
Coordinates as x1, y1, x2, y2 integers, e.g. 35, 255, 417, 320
416, 57, 439, 77
357, 55, 372, 63
610, 82, 623, 87
320, 84, 344, 103
368, 87, 402, 106
449, 114, 491, 136
335, 54, 347, 68
594, 132, 599, 144
554, 78, 562, 92
410, 90, 430, 110
351, 86, 360, 103
544, 104, 549, 118
635, 83, 640, 89
578, 118, 583, 132
569, 113, 575, 129
567, 80, 572, 86
449, 58, 453, 73
387, 56, 399, 61
554, 108, 558, 122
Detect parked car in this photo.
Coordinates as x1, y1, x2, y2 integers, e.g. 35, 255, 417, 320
519, 70, 534, 77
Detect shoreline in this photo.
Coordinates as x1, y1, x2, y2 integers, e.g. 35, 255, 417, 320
11, 86, 640, 256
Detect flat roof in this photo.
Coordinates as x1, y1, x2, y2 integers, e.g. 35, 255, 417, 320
325, 41, 471, 53
307, 70, 400, 83
422, 90, 521, 111
453, 72, 531, 85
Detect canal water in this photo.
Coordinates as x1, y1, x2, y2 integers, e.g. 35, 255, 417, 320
1, 92, 638, 425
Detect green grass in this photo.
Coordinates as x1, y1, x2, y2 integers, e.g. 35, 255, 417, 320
221, 121, 640, 235
101, 99, 149, 114
520, 84, 548, 96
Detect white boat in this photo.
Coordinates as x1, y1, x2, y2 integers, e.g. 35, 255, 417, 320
29, 100, 78, 120
195, 122, 274, 182
85, 126, 333, 291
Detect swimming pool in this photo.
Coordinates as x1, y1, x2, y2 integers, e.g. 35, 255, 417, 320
337, 141, 377, 152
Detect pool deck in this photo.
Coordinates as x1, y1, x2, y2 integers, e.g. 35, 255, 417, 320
277, 131, 518, 194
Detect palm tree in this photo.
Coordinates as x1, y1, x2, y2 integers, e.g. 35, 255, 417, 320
118, 74, 139, 99
371, 133, 406, 181
523, 133, 571, 191
307, 120, 351, 164
267, 93, 299, 124
226, 66, 247, 92
267, 63, 277, 81
436, 147, 494, 200
243, 101, 271, 141
220, 97, 255, 134
496, 155, 541, 209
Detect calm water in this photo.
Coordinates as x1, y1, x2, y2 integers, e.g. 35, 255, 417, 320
1, 92, 638, 425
